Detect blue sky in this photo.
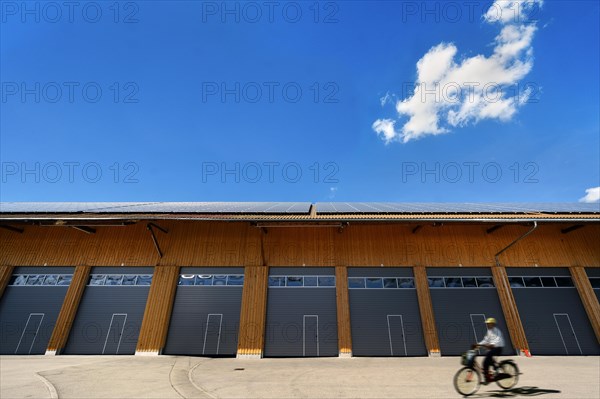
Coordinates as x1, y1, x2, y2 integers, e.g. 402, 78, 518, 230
1, 0, 599, 203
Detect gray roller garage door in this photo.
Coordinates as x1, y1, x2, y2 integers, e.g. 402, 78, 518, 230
163, 267, 244, 356
348, 268, 426, 356
0, 267, 73, 355
586, 268, 600, 302
428, 267, 514, 356
509, 267, 600, 355
264, 267, 338, 357
62, 267, 153, 355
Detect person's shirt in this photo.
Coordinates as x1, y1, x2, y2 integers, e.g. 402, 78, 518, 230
479, 327, 505, 348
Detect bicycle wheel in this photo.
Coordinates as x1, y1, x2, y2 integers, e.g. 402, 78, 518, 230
495, 361, 519, 389
453, 367, 480, 396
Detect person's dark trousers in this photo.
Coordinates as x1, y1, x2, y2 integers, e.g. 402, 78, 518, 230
483, 347, 503, 379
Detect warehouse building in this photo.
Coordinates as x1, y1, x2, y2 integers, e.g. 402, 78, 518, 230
0, 202, 599, 357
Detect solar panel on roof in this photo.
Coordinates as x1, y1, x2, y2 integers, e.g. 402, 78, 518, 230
314, 202, 600, 214
1, 202, 598, 215
0, 202, 313, 214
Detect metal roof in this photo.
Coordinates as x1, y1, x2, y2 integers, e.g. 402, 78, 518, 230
1, 202, 599, 214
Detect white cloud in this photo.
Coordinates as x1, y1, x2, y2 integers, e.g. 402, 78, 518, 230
579, 187, 600, 203
373, 0, 542, 143
484, 0, 544, 25
372, 118, 400, 144
379, 92, 395, 106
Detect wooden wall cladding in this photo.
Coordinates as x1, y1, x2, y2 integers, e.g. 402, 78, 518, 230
0, 221, 598, 267
491, 266, 529, 353
237, 266, 269, 357
570, 266, 600, 343
46, 265, 91, 353
136, 266, 180, 353
413, 266, 440, 354
335, 266, 352, 355
0, 265, 15, 300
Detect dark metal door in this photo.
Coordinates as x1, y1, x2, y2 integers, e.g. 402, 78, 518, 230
103, 314, 127, 355
509, 267, 599, 355
348, 268, 427, 357
0, 267, 73, 355
303, 315, 319, 356
203, 314, 223, 355
15, 313, 44, 355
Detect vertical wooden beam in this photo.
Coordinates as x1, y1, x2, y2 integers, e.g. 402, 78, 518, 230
491, 266, 529, 355
136, 265, 180, 355
570, 266, 600, 343
413, 266, 440, 356
0, 265, 15, 300
237, 266, 268, 358
335, 266, 352, 357
46, 265, 91, 355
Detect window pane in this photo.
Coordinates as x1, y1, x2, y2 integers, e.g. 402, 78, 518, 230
43, 275, 59, 285
444, 277, 463, 288
555, 277, 574, 287
476, 277, 494, 288
105, 275, 123, 285
57, 275, 72, 286
27, 275, 44, 286
318, 276, 335, 287
227, 275, 244, 286
122, 275, 137, 285
462, 278, 477, 287
398, 278, 415, 288
136, 275, 152, 286
179, 274, 196, 286
196, 275, 213, 286
348, 278, 365, 289
89, 275, 106, 286
268, 276, 284, 287
590, 278, 600, 289
508, 277, 524, 288
303, 276, 318, 287
523, 277, 542, 287
365, 278, 383, 289
383, 278, 398, 289
10, 275, 28, 286
428, 278, 444, 288
286, 276, 303, 287
213, 275, 227, 286
540, 277, 557, 287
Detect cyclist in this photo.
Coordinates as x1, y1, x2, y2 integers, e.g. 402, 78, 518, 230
477, 317, 505, 384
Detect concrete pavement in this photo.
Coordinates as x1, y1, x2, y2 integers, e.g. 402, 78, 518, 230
1, 355, 598, 398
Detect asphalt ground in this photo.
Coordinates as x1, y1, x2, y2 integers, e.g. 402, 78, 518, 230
1, 355, 598, 398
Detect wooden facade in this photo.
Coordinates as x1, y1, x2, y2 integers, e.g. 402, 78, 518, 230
491, 266, 529, 354
1, 222, 599, 268
46, 265, 91, 354
0, 265, 15, 300
237, 266, 268, 357
1, 220, 599, 356
335, 266, 352, 356
136, 265, 180, 354
413, 266, 441, 355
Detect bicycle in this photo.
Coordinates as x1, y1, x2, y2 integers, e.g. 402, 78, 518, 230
453, 345, 520, 396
